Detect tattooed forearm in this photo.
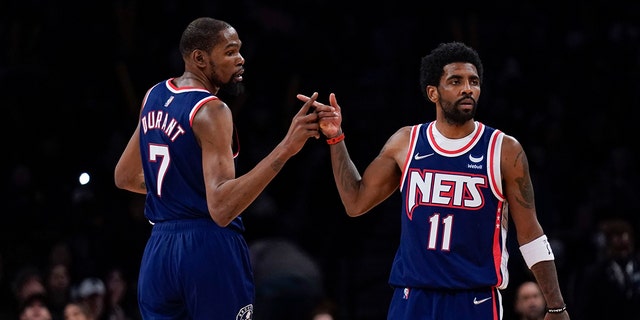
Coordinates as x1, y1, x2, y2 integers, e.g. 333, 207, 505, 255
333, 147, 360, 193
514, 150, 535, 209
270, 159, 285, 172
336, 153, 358, 192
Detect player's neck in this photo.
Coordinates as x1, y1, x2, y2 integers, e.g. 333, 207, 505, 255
434, 120, 476, 139
179, 72, 218, 94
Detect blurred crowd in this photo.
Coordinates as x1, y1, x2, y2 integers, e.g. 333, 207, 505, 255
2, 1, 639, 319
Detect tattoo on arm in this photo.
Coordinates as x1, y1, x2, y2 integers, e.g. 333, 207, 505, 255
337, 151, 359, 192
271, 159, 285, 172
513, 150, 534, 209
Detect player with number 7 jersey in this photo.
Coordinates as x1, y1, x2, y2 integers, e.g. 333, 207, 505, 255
114, 17, 330, 319
138, 80, 242, 230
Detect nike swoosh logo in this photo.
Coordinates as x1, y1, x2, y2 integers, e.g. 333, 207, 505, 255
469, 154, 484, 163
414, 152, 434, 160
473, 297, 492, 305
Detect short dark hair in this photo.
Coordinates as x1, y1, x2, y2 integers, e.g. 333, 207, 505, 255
179, 17, 232, 57
19, 293, 48, 314
419, 42, 484, 98
12, 265, 43, 296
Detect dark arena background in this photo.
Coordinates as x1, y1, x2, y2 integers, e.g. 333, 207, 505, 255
1, 1, 639, 319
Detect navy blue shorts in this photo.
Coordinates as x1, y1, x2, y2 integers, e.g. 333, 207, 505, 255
387, 287, 502, 320
138, 219, 254, 319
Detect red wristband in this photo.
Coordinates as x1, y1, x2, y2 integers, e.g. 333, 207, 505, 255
326, 133, 345, 145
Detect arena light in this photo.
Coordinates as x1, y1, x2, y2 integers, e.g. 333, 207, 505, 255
78, 172, 91, 185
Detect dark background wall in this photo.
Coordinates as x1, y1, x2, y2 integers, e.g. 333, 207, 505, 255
1, 1, 639, 319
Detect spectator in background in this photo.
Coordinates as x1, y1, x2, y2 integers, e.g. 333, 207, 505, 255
64, 300, 94, 320
249, 238, 324, 320
46, 262, 72, 320
311, 299, 337, 320
19, 293, 53, 320
514, 281, 546, 320
75, 277, 106, 320
574, 218, 640, 320
13, 266, 47, 306
103, 267, 137, 320
47, 242, 73, 274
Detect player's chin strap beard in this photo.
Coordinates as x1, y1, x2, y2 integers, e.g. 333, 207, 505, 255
220, 81, 245, 97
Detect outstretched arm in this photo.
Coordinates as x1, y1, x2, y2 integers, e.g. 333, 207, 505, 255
298, 93, 406, 217
502, 135, 569, 319
200, 92, 327, 226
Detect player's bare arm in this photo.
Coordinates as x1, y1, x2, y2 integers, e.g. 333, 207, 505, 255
298, 93, 408, 217
502, 135, 568, 318
341, 127, 408, 216
197, 93, 323, 227
114, 123, 147, 194
531, 260, 567, 319
194, 99, 239, 226
501, 135, 544, 244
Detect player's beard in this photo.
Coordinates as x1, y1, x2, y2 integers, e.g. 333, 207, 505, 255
440, 95, 476, 125
210, 69, 245, 97
220, 81, 245, 97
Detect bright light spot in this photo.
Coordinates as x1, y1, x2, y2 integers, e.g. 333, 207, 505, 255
79, 172, 91, 185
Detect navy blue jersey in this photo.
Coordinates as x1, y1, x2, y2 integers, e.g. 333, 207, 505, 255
391, 121, 509, 290
139, 79, 243, 231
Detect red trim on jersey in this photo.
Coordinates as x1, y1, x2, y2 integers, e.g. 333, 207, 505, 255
401, 125, 420, 187
188, 97, 219, 126
491, 288, 500, 320
488, 130, 504, 199
492, 202, 504, 287
232, 125, 240, 159
428, 122, 484, 155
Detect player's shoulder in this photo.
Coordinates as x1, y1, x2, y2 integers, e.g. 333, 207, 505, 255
202, 96, 228, 111
499, 132, 521, 147
389, 125, 414, 141
383, 126, 414, 153
397, 125, 414, 134
498, 133, 527, 164
193, 97, 231, 123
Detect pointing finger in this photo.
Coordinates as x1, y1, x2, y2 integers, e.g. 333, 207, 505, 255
298, 92, 318, 115
329, 93, 340, 111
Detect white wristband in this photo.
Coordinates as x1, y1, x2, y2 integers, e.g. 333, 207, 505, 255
519, 234, 554, 269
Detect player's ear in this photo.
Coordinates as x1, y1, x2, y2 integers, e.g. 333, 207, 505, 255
426, 85, 438, 103
191, 50, 206, 66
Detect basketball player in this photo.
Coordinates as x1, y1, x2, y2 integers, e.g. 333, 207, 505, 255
299, 42, 569, 319
114, 17, 328, 319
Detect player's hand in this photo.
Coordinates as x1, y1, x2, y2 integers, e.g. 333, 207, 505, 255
296, 92, 342, 138
280, 92, 323, 156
